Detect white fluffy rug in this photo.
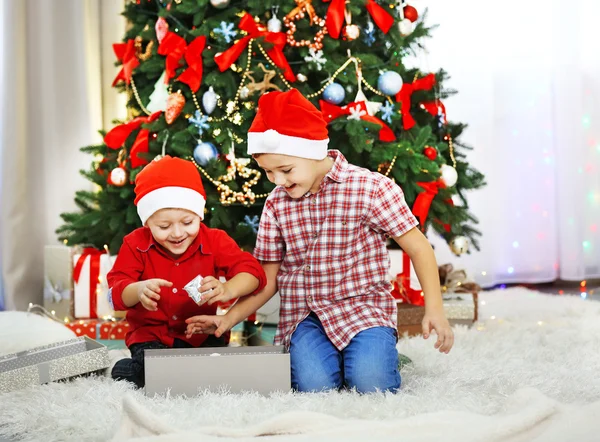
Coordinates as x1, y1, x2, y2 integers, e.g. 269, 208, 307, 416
1, 287, 600, 442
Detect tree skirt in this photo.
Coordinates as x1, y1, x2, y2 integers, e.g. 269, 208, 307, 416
1, 287, 599, 442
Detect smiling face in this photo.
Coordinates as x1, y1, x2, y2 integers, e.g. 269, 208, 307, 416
254, 153, 333, 199
146, 208, 201, 257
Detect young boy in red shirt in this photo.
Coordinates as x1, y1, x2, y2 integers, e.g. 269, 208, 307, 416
108, 156, 266, 388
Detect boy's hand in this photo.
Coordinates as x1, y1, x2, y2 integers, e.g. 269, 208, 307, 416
137, 279, 172, 311
197, 276, 235, 306
422, 309, 454, 354
185, 314, 233, 339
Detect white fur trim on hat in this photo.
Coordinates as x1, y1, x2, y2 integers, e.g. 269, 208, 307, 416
247, 130, 329, 160
137, 186, 206, 225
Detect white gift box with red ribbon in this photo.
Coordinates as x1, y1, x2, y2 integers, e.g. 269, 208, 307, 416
72, 248, 117, 319
389, 249, 422, 302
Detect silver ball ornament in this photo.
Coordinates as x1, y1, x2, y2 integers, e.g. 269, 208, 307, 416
210, 0, 230, 9
193, 142, 218, 166
398, 18, 414, 36
343, 24, 360, 41
109, 167, 127, 187
377, 71, 403, 96
323, 83, 345, 105
450, 236, 469, 256
440, 164, 458, 187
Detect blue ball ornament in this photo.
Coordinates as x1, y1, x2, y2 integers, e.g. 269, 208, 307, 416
193, 141, 218, 166
377, 71, 403, 96
323, 83, 345, 105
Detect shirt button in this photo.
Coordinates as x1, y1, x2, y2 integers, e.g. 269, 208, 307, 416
175, 263, 179, 266
172, 288, 178, 293
172, 315, 178, 320
313, 232, 318, 238
307, 296, 313, 303
305, 265, 311, 271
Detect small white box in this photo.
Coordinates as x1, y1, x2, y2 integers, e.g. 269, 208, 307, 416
43, 245, 73, 320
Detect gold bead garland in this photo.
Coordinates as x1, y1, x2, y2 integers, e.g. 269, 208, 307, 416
130, 77, 152, 116
444, 134, 457, 168
190, 155, 270, 205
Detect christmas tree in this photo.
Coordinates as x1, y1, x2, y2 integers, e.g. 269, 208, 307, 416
57, 0, 485, 255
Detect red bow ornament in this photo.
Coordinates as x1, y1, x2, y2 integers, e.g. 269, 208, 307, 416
323, 0, 394, 39
320, 100, 396, 142
104, 111, 162, 168
215, 13, 296, 83
395, 73, 436, 130
157, 32, 206, 93
412, 180, 445, 226
112, 39, 140, 86
421, 99, 447, 125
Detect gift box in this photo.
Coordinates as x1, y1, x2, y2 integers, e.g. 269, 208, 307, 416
64, 319, 99, 339
72, 248, 117, 319
389, 250, 423, 305
144, 345, 290, 396
64, 319, 129, 350
43, 246, 74, 321
397, 292, 479, 336
0, 336, 109, 393
394, 259, 481, 336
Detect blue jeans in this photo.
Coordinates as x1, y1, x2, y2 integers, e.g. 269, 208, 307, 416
290, 312, 400, 393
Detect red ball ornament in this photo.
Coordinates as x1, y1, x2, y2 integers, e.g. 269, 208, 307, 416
424, 146, 437, 160
403, 5, 419, 23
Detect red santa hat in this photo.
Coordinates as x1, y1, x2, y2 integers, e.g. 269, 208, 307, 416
134, 156, 206, 225
247, 89, 329, 160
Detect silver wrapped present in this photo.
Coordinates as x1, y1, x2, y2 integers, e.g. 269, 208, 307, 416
184, 274, 212, 305
0, 336, 109, 393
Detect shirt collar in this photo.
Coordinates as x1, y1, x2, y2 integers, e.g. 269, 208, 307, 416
137, 225, 213, 261
324, 150, 349, 183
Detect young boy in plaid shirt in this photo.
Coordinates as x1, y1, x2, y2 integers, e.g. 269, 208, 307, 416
186, 89, 454, 393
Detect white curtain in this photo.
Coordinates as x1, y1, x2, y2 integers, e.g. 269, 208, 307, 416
411, 0, 600, 286
0, 0, 124, 311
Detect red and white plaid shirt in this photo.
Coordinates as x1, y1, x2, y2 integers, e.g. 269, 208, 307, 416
254, 150, 419, 350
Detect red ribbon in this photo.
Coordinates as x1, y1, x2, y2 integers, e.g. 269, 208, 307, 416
395, 74, 436, 130
421, 99, 447, 125
391, 253, 424, 306
104, 111, 162, 168
73, 248, 107, 319
157, 33, 206, 92
214, 13, 296, 83
412, 181, 444, 226
320, 100, 396, 142
365, 0, 395, 34
112, 40, 140, 86
323, 0, 394, 39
